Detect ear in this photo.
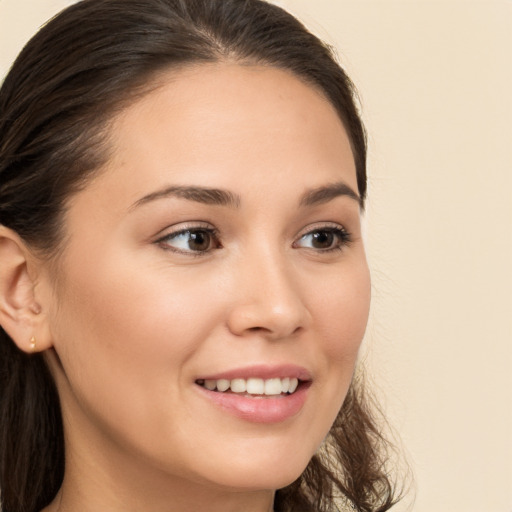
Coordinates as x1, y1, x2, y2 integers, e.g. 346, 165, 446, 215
0, 226, 53, 353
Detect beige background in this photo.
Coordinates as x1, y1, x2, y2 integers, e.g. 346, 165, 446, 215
1, 1, 511, 511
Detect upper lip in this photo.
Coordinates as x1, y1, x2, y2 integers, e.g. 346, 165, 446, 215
196, 364, 312, 382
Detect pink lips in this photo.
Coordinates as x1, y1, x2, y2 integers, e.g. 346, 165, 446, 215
195, 364, 312, 424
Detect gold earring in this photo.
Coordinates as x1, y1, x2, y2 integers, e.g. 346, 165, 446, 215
29, 336, 36, 352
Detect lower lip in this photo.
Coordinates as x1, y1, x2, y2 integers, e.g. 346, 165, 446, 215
196, 383, 310, 424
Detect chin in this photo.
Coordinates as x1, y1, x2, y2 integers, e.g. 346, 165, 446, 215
195, 447, 313, 492
210, 467, 305, 493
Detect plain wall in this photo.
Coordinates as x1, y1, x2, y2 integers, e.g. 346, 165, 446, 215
1, 1, 511, 511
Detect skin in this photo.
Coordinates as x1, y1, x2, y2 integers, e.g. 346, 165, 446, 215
26, 63, 370, 512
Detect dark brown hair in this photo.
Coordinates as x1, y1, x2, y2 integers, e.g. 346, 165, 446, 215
0, 1, 400, 511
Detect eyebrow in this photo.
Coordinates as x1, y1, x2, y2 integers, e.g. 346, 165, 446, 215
130, 181, 361, 211
299, 182, 362, 208
130, 185, 241, 210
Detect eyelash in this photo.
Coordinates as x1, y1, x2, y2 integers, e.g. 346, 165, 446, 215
155, 223, 351, 256
155, 225, 221, 257
293, 225, 352, 253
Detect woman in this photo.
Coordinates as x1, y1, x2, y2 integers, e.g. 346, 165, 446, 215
0, 1, 401, 511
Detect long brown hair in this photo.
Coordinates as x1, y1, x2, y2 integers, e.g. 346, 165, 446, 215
0, 1, 401, 510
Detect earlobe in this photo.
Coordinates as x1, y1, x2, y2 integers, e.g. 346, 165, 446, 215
0, 226, 53, 353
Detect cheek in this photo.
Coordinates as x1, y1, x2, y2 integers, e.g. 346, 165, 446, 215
312, 260, 371, 361
49, 248, 223, 413
311, 260, 370, 426
47, 250, 231, 464
55, 249, 215, 351
281, 258, 371, 463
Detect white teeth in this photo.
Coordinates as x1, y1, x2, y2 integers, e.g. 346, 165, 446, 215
246, 378, 265, 394
204, 379, 217, 391
230, 378, 247, 393
264, 378, 282, 395
216, 379, 230, 392
200, 377, 301, 395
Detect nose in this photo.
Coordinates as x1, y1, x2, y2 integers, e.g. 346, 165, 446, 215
226, 249, 310, 340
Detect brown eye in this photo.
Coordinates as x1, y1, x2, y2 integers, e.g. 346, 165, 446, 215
310, 231, 335, 249
158, 228, 220, 253
295, 227, 351, 252
187, 230, 212, 251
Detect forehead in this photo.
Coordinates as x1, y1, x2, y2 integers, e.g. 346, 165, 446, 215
84, 63, 357, 210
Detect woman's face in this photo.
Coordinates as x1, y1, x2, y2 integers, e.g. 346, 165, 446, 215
43, 64, 370, 497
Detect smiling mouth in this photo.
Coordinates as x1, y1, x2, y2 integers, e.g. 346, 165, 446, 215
195, 377, 302, 396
